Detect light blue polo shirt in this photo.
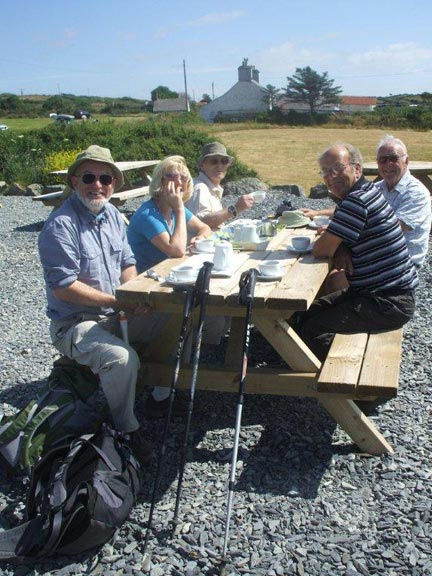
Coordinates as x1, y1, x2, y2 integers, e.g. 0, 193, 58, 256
127, 198, 193, 273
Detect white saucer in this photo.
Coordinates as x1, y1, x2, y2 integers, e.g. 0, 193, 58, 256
211, 266, 235, 278
257, 272, 283, 281
308, 221, 328, 230
190, 246, 215, 255
165, 275, 197, 287
288, 244, 313, 254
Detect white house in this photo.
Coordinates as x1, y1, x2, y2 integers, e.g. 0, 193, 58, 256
200, 59, 268, 122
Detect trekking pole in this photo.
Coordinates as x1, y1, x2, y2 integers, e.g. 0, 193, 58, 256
119, 311, 129, 344
143, 285, 196, 554
171, 260, 213, 537
220, 268, 258, 569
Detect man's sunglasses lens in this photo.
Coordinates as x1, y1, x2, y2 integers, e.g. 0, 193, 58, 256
81, 173, 113, 185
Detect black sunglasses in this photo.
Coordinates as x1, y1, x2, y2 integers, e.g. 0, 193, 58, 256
78, 173, 114, 185
377, 154, 406, 164
208, 156, 230, 165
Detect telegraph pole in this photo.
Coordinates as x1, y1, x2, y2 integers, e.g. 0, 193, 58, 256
183, 59, 190, 112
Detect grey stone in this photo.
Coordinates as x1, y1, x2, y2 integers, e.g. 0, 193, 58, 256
4, 182, 27, 196
25, 183, 44, 197
309, 183, 329, 199
271, 184, 306, 197
223, 177, 268, 197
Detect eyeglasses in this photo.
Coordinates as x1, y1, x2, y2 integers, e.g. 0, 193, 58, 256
164, 172, 189, 182
208, 156, 230, 166
78, 173, 114, 185
319, 163, 354, 177
377, 154, 406, 164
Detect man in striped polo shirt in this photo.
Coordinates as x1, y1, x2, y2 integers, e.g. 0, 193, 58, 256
297, 143, 418, 362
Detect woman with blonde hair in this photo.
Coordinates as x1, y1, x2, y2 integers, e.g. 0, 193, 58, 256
128, 155, 211, 272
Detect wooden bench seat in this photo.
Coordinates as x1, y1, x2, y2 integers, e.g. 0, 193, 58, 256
317, 329, 404, 398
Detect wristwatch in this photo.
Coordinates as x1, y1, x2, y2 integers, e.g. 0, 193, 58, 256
227, 205, 237, 218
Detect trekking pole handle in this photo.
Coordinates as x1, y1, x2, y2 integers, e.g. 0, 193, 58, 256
194, 261, 213, 307
238, 268, 258, 305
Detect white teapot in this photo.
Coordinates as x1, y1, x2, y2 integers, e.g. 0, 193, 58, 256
213, 240, 233, 270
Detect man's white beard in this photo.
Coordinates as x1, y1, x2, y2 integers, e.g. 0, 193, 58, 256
76, 192, 109, 214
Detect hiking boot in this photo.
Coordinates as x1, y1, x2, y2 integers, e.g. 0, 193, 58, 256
145, 391, 189, 419
129, 429, 153, 466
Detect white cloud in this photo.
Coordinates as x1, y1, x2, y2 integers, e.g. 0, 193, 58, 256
253, 42, 335, 77
347, 42, 432, 73
186, 10, 246, 27
250, 40, 432, 95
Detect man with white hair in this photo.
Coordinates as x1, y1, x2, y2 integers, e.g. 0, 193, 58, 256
374, 135, 431, 268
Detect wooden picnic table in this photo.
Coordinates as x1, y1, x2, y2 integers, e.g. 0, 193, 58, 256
116, 227, 399, 456
363, 160, 432, 194
33, 159, 160, 208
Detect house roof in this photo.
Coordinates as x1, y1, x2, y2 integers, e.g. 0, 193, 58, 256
153, 96, 188, 112
340, 96, 377, 105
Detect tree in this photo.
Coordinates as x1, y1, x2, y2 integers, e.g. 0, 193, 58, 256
150, 85, 179, 101
420, 92, 432, 107
285, 66, 342, 117
262, 84, 280, 111
201, 93, 212, 103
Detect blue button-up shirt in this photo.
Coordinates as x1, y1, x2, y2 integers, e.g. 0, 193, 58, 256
38, 193, 136, 320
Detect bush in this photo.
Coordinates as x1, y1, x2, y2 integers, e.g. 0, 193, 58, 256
0, 117, 257, 188
44, 149, 83, 182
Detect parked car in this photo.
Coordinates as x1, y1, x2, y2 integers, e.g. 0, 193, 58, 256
49, 113, 75, 124
0, 123, 8, 131
74, 110, 91, 119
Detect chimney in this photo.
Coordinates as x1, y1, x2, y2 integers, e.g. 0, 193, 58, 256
252, 67, 260, 83
238, 58, 252, 82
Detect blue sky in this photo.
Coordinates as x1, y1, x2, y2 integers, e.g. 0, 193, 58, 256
3, 0, 432, 100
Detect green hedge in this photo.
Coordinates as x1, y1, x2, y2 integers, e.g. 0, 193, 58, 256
0, 117, 257, 188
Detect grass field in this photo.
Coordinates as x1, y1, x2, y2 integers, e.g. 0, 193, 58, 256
3, 117, 432, 194
210, 125, 432, 193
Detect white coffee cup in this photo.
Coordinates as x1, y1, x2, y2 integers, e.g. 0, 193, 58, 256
258, 259, 283, 277
313, 215, 330, 227
291, 236, 312, 251
213, 241, 233, 270
170, 265, 195, 282
251, 190, 266, 203
195, 238, 214, 252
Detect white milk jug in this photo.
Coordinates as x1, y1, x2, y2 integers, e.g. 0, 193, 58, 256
241, 223, 260, 243
213, 241, 233, 270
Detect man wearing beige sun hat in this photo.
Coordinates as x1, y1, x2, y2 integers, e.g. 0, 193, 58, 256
38, 144, 161, 465
186, 141, 256, 229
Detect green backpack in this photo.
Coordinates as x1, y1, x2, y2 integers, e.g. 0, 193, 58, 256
0, 358, 108, 474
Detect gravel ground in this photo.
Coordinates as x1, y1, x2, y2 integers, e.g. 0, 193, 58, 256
0, 193, 431, 576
